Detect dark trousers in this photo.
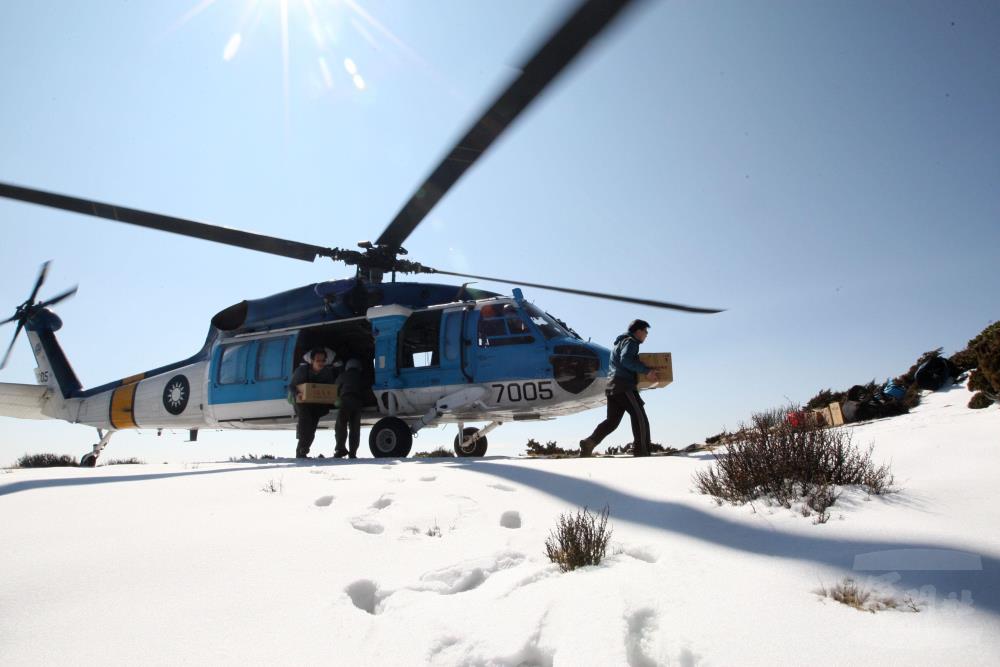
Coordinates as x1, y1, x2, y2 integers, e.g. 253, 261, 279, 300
295, 404, 330, 457
588, 390, 651, 455
335, 396, 362, 455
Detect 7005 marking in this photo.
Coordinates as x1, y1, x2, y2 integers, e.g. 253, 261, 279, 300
492, 380, 554, 404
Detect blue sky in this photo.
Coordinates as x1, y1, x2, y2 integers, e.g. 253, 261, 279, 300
1, 0, 998, 465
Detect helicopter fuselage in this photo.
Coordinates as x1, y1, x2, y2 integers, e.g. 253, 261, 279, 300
21, 281, 620, 456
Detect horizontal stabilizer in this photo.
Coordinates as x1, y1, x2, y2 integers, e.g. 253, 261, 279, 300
0, 382, 52, 420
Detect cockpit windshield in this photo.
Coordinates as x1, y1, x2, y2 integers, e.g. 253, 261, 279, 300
523, 303, 577, 340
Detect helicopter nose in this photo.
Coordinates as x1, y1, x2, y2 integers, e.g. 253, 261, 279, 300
549, 344, 602, 395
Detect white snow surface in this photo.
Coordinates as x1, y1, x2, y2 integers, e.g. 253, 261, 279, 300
2, 382, 999, 666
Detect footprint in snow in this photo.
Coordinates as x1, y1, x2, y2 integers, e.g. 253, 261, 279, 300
417, 551, 526, 595
371, 495, 394, 510
350, 518, 384, 534
314, 495, 334, 507
419, 475, 437, 482
621, 545, 659, 563
345, 579, 385, 614
489, 483, 516, 492
625, 607, 660, 667
500, 511, 522, 529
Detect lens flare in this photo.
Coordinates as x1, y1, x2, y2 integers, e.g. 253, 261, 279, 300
222, 33, 242, 61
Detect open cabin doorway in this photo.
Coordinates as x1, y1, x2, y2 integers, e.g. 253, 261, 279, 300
293, 318, 377, 408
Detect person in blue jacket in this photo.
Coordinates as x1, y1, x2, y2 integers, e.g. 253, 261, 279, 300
580, 319, 659, 457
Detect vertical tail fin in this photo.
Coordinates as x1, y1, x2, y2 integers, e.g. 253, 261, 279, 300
25, 311, 82, 398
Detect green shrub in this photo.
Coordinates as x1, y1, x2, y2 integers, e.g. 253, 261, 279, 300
705, 431, 730, 445
544, 506, 612, 572
604, 442, 675, 456
103, 457, 144, 466
805, 389, 846, 411
525, 439, 578, 457
969, 392, 995, 409
414, 448, 455, 458
949, 347, 978, 374
15, 453, 79, 468
965, 321, 1000, 407
229, 453, 277, 462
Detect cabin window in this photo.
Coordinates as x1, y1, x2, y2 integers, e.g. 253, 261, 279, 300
443, 311, 463, 362
399, 309, 442, 369
256, 338, 288, 381
218, 343, 250, 384
478, 304, 535, 347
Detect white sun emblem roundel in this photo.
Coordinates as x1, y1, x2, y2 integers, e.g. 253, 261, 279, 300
162, 375, 190, 415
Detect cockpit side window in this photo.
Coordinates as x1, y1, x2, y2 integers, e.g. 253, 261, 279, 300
523, 303, 573, 340
477, 304, 534, 347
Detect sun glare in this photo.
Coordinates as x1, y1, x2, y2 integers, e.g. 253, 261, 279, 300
169, 0, 441, 133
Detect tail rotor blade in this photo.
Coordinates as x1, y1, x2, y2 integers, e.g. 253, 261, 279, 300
28, 261, 50, 304
37, 285, 78, 310
0, 320, 25, 370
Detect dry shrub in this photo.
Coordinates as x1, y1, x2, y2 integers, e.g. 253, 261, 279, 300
694, 407, 894, 509
817, 578, 911, 613
545, 506, 612, 572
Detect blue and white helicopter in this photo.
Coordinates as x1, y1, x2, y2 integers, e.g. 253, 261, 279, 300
0, 0, 720, 465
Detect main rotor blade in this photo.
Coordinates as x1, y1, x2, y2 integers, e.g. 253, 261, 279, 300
0, 320, 25, 370
375, 0, 639, 250
426, 268, 724, 314
0, 182, 332, 263
1, 313, 18, 326
28, 261, 50, 304
37, 285, 78, 310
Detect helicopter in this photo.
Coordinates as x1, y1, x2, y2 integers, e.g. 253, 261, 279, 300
0, 0, 721, 466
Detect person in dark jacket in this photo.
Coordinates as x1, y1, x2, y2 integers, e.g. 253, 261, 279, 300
334, 358, 365, 459
289, 347, 337, 458
579, 319, 658, 457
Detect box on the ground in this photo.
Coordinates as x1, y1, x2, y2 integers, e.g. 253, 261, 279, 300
637, 352, 673, 390
297, 382, 339, 405
829, 401, 845, 426
812, 406, 833, 427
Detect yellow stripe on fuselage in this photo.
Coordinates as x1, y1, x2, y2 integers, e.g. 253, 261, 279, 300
110, 382, 140, 429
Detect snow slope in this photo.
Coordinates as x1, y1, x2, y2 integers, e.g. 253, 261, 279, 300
2, 382, 998, 666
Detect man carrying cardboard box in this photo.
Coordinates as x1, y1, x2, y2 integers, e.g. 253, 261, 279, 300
580, 319, 658, 457
289, 347, 337, 459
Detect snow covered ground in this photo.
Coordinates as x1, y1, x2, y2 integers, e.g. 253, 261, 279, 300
2, 382, 999, 666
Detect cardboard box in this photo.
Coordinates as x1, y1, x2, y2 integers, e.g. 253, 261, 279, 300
297, 382, 339, 405
637, 352, 673, 390
828, 401, 844, 426
813, 406, 833, 427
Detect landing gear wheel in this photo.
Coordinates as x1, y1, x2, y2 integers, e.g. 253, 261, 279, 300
369, 417, 413, 458
80, 453, 98, 467
454, 427, 488, 457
